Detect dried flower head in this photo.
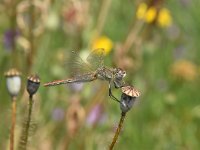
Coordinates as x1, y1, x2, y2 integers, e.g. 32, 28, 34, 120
121, 85, 140, 98
27, 75, 40, 97
171, 60, 197, 82
66, 99, 85, 137
120, 85, 140, 113
4, 68, 21, 97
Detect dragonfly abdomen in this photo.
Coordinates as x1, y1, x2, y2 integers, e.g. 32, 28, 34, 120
43, 79, 74, 86
44, 73, 97, 87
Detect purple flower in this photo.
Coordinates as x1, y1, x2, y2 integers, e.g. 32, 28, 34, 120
173, 45, 187, 60
67, 83, 84, 92
86, 104, 105, 127
52, 108, 65, 121
3, 29, 19, 51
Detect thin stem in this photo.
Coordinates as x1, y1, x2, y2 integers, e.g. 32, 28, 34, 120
95, 0, 112, 36
21, 95, 34, 150
109, 112, 126, 150
24, 95, 33, 148
90, 0, 112, 46
122, 20, 145, 53
10, 97, 17, 150
27, 0, 35, 73
10, 0, 18, 67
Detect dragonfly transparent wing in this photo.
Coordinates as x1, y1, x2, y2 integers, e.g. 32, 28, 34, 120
66, 51, 94, 77
86, 48, 105, 70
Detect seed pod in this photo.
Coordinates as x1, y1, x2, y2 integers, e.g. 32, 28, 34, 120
4, 68, 21, 98
120, 85, 140, 113
121, 85, 140, 98
27, 75, 40, 97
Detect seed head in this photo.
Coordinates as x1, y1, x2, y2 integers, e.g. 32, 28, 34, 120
120, 85, 140, 113
27, 75, 40, 97
4, 68, 21, 98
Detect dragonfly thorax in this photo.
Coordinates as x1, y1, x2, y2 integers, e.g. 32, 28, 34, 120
113, 68, 126, 88
96, 67, 113, 81
96, 67, 126, 88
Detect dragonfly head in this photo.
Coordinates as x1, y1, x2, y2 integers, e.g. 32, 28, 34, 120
114, 68, 126, 80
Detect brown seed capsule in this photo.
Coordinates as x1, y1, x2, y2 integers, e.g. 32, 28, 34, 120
120, 85, 140, 113
121, 85, 140, 97
27, 75, 40, 96
4, 68, 21, 97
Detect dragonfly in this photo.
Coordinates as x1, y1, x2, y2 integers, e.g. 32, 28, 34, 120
44, 48, 126, 103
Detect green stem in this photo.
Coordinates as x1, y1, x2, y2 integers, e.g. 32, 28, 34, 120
21, 95, 34, 150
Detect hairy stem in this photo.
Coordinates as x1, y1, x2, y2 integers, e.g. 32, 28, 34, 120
20, 95, 34, 150
109, 112, 126, 150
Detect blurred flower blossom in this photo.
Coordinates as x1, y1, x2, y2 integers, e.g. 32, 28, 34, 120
136, 3, 156, 23
63, 7, 77, 23
157, 8, 172, 27
68, 83, 84, 92
46, 11, 59, 30
52, 108, 65, 121
17, 0, 48, 36
62, 1, 89, 34
3, 29, 19, 51
171, 60, 198, 82
92, 36, 113, 55
136, 3, 172, 27
145, 7, 157, 23
136, 2, 147, 20
86, 104, 105, 127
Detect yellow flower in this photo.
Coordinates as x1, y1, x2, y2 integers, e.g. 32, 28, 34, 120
157, 8, 172, 27
171, 60, 197, 82
92, 36, 113, 55
136, 3, 147, 19
145, 7, 157, 23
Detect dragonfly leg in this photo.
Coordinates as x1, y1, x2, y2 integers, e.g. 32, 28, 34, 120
108, 83, 121, 103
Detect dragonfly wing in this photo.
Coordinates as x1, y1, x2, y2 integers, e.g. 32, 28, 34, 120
86, 48, 105, 70
66, 51, 93, 77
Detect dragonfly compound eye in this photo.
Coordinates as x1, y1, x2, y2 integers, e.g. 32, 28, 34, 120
122, 70, 126, 77
115, 68, 126, 79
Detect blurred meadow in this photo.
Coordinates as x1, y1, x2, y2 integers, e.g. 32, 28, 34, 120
1, 0, 200, 149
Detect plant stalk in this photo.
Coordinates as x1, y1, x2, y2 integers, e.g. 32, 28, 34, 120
10, 97, 17, 150
109, 112, 126, 150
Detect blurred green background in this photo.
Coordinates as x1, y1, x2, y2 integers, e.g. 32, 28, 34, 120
1, 0, 200, 149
